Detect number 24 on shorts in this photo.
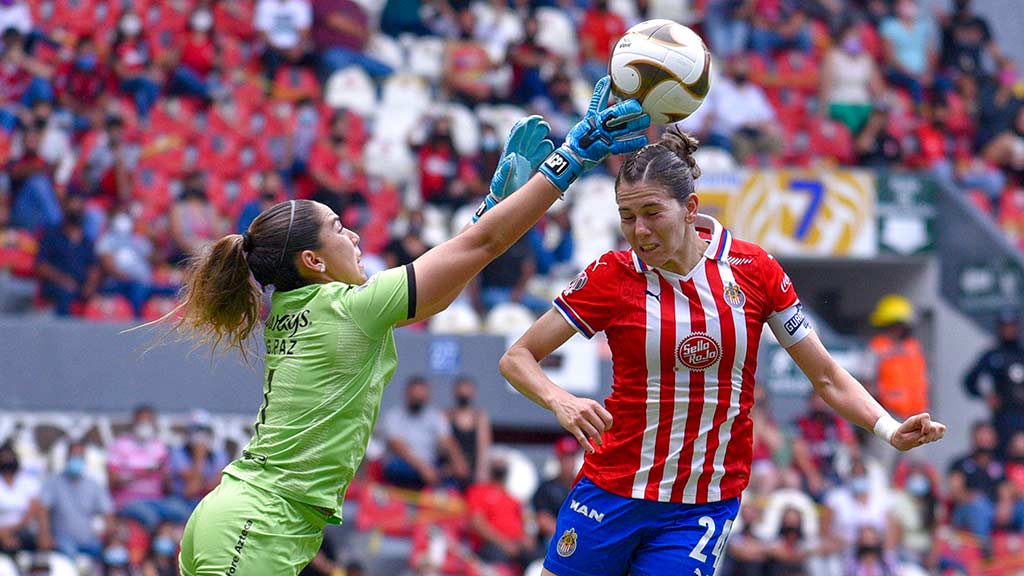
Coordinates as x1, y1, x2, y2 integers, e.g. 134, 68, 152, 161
689, 515, 734, 573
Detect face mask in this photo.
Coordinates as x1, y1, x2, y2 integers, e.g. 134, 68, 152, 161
64, 209, 84, 227
734, 73, 749, 84
153, 537, 177, 557
408, 402, 425, 415
857, 544, 883, 557
103, 546, 129, 566
975, 447, 995, 458
190, 431, 212, 447
66, 456, 86, 477
331, 134, 345, 145
76, 54, 97, 70
135, 422, 156, 441
842, 38, 863, 55
455, 395, 472, 408
481, 134, 500, 153
190, 10, 213, 32
120, 14, 142, 36
491, 465, 509, 483
905, 474, 930, 496
0, 460, 18, 475
849, 476, 869, 494
780, 525, 802, 539
111, 214, 133, 235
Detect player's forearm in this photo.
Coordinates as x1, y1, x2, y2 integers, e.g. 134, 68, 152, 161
812, 361, 889, 433
499, 345, 570, 413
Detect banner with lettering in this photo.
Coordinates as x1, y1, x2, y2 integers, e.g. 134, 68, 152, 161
697, 170, 877, 258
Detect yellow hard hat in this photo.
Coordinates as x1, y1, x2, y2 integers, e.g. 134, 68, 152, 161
870, 294, 915, 327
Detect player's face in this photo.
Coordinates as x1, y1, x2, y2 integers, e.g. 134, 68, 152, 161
616, 181, 696, 274
314, 204, 366, 285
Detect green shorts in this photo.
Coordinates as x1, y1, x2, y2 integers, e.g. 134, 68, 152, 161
179, 475, 328, 576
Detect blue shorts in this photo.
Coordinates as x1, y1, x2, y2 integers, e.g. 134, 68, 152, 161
543, 476, 739, 576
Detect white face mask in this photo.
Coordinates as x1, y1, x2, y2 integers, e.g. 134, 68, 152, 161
134, 422, 156, 441
120, 14, 142, 36
190, 10, 213, 33
111, 214, 133, 235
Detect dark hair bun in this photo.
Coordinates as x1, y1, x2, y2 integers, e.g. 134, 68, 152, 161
659, 129, 702, 180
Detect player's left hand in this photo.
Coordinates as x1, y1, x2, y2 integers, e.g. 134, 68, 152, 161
891, 413, 946, 451
473, 115, 554, 222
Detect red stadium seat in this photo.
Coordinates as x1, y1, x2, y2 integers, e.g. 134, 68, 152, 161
808, 119, 854, 164
774, 51, 819, 96
997, 187, 1024, 250
141, 296, 181, 322
0, 228, 39, 279
195, 130, 244, 178
967, 189, 994, 216
82, 294, 136, 322
206, 174, 257, 219
354, 484, 413, 536
409, 522, 484, 576
272, 66, 321, 103
214, 1, 257, 41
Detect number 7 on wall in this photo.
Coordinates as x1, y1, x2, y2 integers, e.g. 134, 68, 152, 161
789, 180, 824, 240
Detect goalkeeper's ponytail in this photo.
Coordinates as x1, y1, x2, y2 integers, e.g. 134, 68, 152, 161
615, 127, 701, 203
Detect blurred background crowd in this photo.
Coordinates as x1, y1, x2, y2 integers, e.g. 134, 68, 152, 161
1, 0, 1024, 574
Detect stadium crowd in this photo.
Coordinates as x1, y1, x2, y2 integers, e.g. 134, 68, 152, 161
1, 0, 1024, 574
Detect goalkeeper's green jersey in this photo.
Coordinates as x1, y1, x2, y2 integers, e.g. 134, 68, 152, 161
222, 264, 416, 520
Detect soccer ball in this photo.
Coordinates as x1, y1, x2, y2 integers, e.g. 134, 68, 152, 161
609, 20, 712, 125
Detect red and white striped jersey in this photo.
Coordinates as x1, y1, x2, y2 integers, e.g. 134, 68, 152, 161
553, 215, 810, 504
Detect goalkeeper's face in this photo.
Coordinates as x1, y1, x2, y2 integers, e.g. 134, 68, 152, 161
314, 205, 366, 285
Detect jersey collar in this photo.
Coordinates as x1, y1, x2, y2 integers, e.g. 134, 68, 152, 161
630, 213, 732, 274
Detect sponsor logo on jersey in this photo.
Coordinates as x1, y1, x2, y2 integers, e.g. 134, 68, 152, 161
569, 499, 605, 523
677, 333, 721, 371
563, 271, 588, 295
781, 274, 792, 293
557, 528, 578, 558
784, 306, 808, 336
724, 282, 746, 309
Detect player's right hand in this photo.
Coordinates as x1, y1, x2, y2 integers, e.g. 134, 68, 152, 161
553, 393, 614, 454
539, 75, 651, 193
473, 115, 554, 222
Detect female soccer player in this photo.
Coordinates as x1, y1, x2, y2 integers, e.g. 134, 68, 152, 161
176, 77, 650, 575
499, 130, 947, 576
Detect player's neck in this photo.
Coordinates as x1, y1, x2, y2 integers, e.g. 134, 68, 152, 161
660, 233, 708, 277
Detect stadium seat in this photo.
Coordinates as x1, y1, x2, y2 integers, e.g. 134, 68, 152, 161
409, 522, 480, 576
693, 146, 738, 172
475, 105, 529, 148
0, 228, 39, 279
325, 67, 379, 118
0, 553, 15, 576
441, 103, 481, 156
367, 33, 406, 72
535, 7, 578, 61
362, 137, 417, 185
491, 446, 540, 505
967, 189, 994, 216
428, 302, 482, 335
484, 303, 536, 337
998, 187, 1024, 249
407, 35, 447, 82
82, 295, 136, 323
807, 118, 854, 165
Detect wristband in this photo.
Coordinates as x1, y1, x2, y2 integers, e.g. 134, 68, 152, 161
872, 413, 900, 445
538, 147, 585, 194
471, 193, 499, 223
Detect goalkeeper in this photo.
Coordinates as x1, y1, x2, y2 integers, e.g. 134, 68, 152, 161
177, 77, 649, 575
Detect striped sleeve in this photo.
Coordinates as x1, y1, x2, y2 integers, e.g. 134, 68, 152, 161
552, 253, 620, 339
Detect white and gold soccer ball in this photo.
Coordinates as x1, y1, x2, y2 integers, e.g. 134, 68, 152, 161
609, 19, 712, 125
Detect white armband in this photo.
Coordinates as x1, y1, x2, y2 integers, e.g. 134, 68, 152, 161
766, 303, 813, 348
872, 413, 900, 445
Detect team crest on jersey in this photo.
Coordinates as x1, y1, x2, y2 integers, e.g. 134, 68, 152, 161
563, 271, 588, 296
557, 528, 578, 557
677, 332, 721, 371
724, 282, 746, 309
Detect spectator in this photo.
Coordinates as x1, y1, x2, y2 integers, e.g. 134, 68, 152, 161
578, 0, 626, 84
169, 410, 228, 508
822, 460, 892, 551
111, 10, 162, 118
37, 440, 113, 558
939, 0, 999, 82
416, 117, 466, 210
0, 442, 42, 552
309, 110, 368, 221
167, 7, 220, 103
844, 525, 900, 576
380, 0, 431, 37
168, 172, 228, 263
508, 16, 551, 106
700, 54, 781, 165
441, 9, 494, 106
0, 0, 32, 36
53, 36, 112, 133
0, 28, 53, 121
7, 121, 61, 233
867, 294, 930, 422
77, 115, 132, 210
237, 171, 287, 233
531, 437, 580, 551
96, 211, 159, 318
925, 99, 1005, 208
530, 71, 580, 143
1006, 430, 1024, 494
445, 376, 492, 485
703, 0, 754, 59
791, 393, 860, 498
313, 0, 392, 81
981, 106, 1024, 183
879, 0, 937, 105
255, 0, 313, 80
947, 421, 1017, 549
475, 235, 549, 316
855, 106, 903, 167
820, 25, 885, 136
764, 507, 812, 576
889, 460, 942, 563
106, 405, 190, 531
141, 521, 179, 576
749, 4, 813, 56
383, 210, 430, 268
466, 456, 534, 568
527, 208, 574, 278
35, 196, 101, 316
964, 311, 1024, 458
381, 376, 469, 490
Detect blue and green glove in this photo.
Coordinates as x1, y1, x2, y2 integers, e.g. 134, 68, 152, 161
473, 115, 555, 222
538, 76, 651, 193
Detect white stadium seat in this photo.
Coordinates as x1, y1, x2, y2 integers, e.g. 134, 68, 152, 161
429, 301, 482, 335
535, 7, 578, 61
484, 302, 536, 337
362, 137, 416, 185
407, 35, 447, 82
324, 67, 378, 117
491, 446, 539, 504
366, 33, 406, 73
441, 102, 481, 156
